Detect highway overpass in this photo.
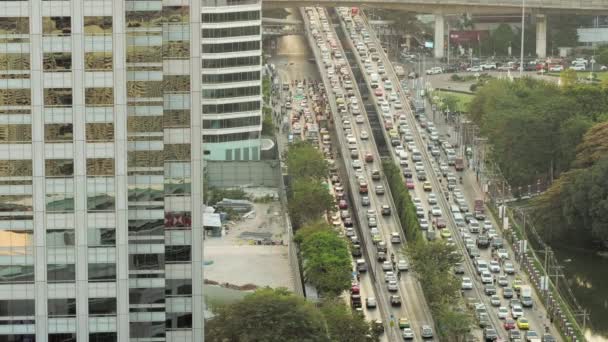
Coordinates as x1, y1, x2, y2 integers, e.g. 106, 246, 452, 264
263, 0, 608, 15
262, 0, 608, 58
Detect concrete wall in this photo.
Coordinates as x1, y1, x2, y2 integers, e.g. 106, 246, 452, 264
206, 160, 280, 188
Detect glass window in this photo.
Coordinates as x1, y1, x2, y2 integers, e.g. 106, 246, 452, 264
85, 52, 112, 71
130, 322, 165, 338
0, 124, 32, 143
202, 40, 260, 54
88, 298, 116, 316
125, 11, 163, 29
127, 81, 163, 98
129, 254, 164, 271
0, 300, 35, 316
202, 86, 260, 99
45, 160, 74, 177
166, 279, 192, 296
162, 6, 188, 23
43, 53, 71, 71
201, 10, 259, 23
48, 298, 76, 317
0, 17, 29, 34
129, 288, 164, 305
203, 116, 260, 129
85, 88, 113, 106
88, 263, 116, 281
127, 116, 163, 133
86, 123, 114, 142
202, 25, 259, 38
0, 160, 32, 177
128, 219, 164, 237
0, 89, 31, 106
87, 159, 114, 176
84, 16, 112, 34
45, 124, 73, 142
0, 53, 30, 70
87, 228, 116, 246
163, 41, 189, 59
203, 131, 259, 143
46, 193, 74, 212
202, 71, 260, 84
42, 17, 71, 35
202, 101, 260, 114
127, 150, 164, 168
44, 88, 73, 107
89, 333, 116, 342
0, 195, 32, 212
48, 334, 76, 342
46, 230, 75, 247
0, 265, 34, 283
201, 56, 259, 69
127, 46, 162, 63
0, 335, 35, 342
163, 75, 189, 93
166, 313, 192, 329
163, 144, 190, 161
47, 264, 75, 283
165, 245, 191, 263
163, 110, 189, 128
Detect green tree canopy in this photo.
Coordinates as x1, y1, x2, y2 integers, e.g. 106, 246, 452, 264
285, 141, 328, 180
288, 178, 334, 227
205, 287, 330, 342
320, 298, 376, 342
296, 223, 352, 296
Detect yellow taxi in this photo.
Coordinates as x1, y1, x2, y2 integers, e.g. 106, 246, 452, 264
389, 129, 399, 139
517, 317, 529, 330
423, 181, 432, 192
440, 229, 452, 239
398, 317, 410, 329
513, 277, 524, 292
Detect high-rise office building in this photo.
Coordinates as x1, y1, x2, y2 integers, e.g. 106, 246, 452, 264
201, 0, 262, 161
0, 0, 215, 340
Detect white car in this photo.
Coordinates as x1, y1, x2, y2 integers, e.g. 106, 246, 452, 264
394, 100, 403, 109
490, 295, 501, 307
498, 275, 509, 287
503, 262, 515, 274
489, 260, 501, 273
570, 64, 586, 71
431, 206, 442, 217
419, 218, 429, 230
355, 115, 364, 124
497, 249, 509, 259
397, 259, 409, 271
387, 280, 398, 292
382, 261, 393, 271
481, 271, 493, 284
402, 328, 415, 340
384, 271, 396, 283
425, 67, 443, 75
511, 305, 524, 318
467, 66, 483, 72
548, 65, 563, 72
360, 130, 369, 140
462, 277, 473, 290
427, 193, 437, 205
497, 306, 509, 319
366, 297, 377, 308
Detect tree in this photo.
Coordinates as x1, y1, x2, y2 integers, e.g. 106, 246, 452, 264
205, 287, 330, 342
297, 225, 352, 296
595, 47, 608, 66
435, 305, 473, 342
285, 142, 328, 180
288, 178, 334, 227
559, 68, 577, 87
490, 24, 516, 56
572, 121, 608, 169
320, 298, 376, 342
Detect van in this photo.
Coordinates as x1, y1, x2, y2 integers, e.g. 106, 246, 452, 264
370, 73, 380, 88
453, 213, 465, 226
356, 259, 367, 272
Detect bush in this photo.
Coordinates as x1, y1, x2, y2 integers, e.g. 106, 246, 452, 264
382, 161, 423, 243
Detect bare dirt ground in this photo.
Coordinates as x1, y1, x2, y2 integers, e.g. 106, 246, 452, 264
203, 200, 295, 290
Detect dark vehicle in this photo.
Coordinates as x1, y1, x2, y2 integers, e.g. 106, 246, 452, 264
351, 243, 362, 257
344, 217, 353, 227
542, 334, 556, 342
381, 205, 391, 216
491, 238, 504, 249
503, 287, 514, 299
390, 295, 401, 306
403, 169, 413, 178
477, 235, 490, 249
377, 251, 387, 262
350, 294, 362, 308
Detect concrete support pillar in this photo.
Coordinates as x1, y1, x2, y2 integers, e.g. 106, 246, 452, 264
536, 14, 547, 58
405, 34, 411, 49
434, 14, 445, 59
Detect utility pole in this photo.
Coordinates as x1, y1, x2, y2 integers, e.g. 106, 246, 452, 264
575, 309, 590, 332
520, 0, 525, 77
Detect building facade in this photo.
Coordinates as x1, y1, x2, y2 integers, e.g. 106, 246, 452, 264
201, 0, 263, 161
0, 0, 205, 341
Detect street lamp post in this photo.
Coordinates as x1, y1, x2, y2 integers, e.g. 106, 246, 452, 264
520, 0, 525, 77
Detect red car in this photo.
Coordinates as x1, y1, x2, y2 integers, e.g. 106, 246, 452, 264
374, 88, 383, 97
365, 153, 374, 163
406, 179, 415, 189
434, 218, 446, 229
350, 284, 360, 294
384, 120, 393, 130
503, 318, 516, 330
338, 200, 348, 209
344, 217, 353, 227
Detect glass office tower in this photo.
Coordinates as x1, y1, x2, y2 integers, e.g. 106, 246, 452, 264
0, 0, 204, 341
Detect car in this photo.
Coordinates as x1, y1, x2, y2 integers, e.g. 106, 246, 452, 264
381, 204, 391, 215
360, 130, 369, 139
484, 327, 498, 341
497, 248, 509, 259
361, 196, 370, 206
526, 331, 540, 342
504, 318, 517, 330
366, 297, 377, 308
454, 263, 465, 274
425, 67, 443, 75
387, 280, 398, 292
419, 218, 429, 230
398, 317, 411, 329
517, 317, 529, 330
542, 334, 556, 342
377, 251, 387, 262
375, 185, 385, 195
338, 199, 348, 209
423, 182, 433, 191
504, 262, 515, 274
406, 179, 415, 189
484, 285, 497, 296
489, 260, 501, 273
478, 312, 491, 328
480, 271, 493, 284
498, 306, 509, 319
548, 64, 563, 72
509, 329, 522, 339
570, 64, 586, 71
420, 325, 433, 339
382, 261, 392, 271
417, 171, 427, 181
365, 153, 374, 163
390, 295, 401, 306
503, 287, 514, 299
513, 277, 524, 291
402, 328, 415, 340
431, 206, 442, 216
433, 217, 446, 229
397, 259, 409, 271
467, 65, 483, 72
462, 277, 473, 290
511, 305, 524, 319
384, 271, 396, 283
498, 275, 509, 287
440, 229, 452, 239
344, 218, 353, 227
490, 295, 501, 306
427, 193, 437, 205
402, 168, 413, 178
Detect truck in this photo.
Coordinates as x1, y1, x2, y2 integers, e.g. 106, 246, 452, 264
474, 199, 485, 220
454, 158, 464, 171
520, 285, 533, 307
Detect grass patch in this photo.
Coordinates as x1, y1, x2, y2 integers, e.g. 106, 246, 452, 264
432, 90, 474, 112
546, 71, 608, 81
